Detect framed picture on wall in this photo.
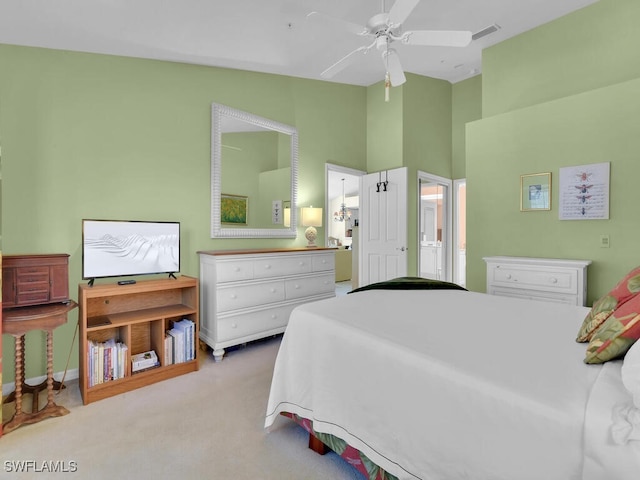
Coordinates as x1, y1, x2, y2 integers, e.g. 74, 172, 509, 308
221, 194, 248, 225
520, 172, 551, 211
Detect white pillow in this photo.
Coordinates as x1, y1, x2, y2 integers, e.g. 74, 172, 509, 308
621, 340, 640, 408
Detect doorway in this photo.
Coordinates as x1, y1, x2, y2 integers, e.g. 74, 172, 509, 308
326, 164, 365, 293
454, 179, 466, 287
418, 172, 452, 282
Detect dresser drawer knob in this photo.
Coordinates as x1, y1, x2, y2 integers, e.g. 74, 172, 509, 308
270, 288, 276, 293
264, 264, 271, 270
231, 322, 237, 329
294, 284, 300, 289
271, 314, 278, 320
230, 294, 237, 299
506, 274, 512, 279
234, 267, 241, 272
550, 277, 558, 284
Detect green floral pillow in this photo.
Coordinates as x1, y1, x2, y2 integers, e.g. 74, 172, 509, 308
576, 266, 640, 343
584, 295, 640, 364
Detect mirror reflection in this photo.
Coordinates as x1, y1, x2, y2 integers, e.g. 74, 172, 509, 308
211, 103, 298, 238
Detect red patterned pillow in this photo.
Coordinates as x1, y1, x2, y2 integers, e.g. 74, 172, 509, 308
584, 295, 640, 364
576, 266, 640, 343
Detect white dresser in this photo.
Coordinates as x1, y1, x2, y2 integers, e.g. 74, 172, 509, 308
483, 256, 591, 306
199, 248, 336, 361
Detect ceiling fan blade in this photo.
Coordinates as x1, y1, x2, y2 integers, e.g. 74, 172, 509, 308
321, 45, 371, 79
388, 0, 420, 27
307, 11, 368, 36
402, 30, 472, 47
382, 49, 406, 86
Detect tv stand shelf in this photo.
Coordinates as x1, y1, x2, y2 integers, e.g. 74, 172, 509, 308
78, 276, 199, 405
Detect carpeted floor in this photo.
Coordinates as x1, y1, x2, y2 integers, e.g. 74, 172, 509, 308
1, 336, 362, 480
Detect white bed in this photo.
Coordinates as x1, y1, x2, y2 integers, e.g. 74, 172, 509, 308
265, 287, 640, 480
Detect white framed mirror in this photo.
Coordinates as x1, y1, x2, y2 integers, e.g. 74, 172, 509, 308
211, 103, 298, 238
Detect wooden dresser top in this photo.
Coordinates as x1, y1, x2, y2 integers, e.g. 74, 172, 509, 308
198, 247, 337, 256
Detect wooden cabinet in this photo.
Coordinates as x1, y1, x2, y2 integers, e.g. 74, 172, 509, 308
484, 256, 591, 306
198, 248, 336, 361
78, 276, 199, 405
2, 254, 69, 309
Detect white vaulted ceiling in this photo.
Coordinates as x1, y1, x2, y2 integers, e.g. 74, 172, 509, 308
0, 0, 598, 85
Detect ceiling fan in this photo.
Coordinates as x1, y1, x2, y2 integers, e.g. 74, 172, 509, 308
308, 0, 472, 92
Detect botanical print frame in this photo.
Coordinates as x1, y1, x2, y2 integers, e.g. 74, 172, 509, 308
558, 162, 610, 220
221, 194, 248, 225
520, 172, 551, 211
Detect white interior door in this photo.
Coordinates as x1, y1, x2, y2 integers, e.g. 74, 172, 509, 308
359, 167, 408, 287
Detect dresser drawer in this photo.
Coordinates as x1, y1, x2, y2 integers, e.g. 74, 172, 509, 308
312, 253, 335, 272
17, 266, 49, 277
489, 265, 578, 295
285, 273, 335, 300
17, 290, 51, 305
217, 304, 295, 342
216, 259, 254, 283
217, 280, 285, 312
17, 272, 49, 287
254, 256, 312, 278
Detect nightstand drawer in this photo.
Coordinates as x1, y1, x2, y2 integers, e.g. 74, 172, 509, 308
490, 265, 577, 294
484, 256, 591, 306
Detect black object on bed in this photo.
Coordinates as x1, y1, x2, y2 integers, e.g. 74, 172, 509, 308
348, 276, 467, 294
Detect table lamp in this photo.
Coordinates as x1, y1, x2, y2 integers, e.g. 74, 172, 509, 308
301, 207, 323, 247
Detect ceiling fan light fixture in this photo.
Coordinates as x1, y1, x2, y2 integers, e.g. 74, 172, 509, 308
385, 71, 391, 102
313, 0, 471, 88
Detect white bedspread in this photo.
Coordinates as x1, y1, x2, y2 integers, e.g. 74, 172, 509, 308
265, 290, 640, 480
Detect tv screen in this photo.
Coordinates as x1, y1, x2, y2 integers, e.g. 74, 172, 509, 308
82, 219, 180, 280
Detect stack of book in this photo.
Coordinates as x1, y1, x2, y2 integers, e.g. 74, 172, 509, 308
87, 339, 128, 387
131, 350, 160, 373
165, 318, 195, 365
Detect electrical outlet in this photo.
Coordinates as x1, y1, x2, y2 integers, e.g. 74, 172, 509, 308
600, 234, 610, 248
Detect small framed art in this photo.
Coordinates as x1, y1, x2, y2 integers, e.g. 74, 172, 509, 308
221, 194, 248, 225
520, 172, 551, 211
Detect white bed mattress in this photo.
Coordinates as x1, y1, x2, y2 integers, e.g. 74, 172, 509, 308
265, 289, 640, 480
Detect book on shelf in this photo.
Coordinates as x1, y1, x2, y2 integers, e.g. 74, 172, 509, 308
167, 318, 195, 364
131, 350, 159, 372
164, 332, 174, 366
87, 339, 127, 387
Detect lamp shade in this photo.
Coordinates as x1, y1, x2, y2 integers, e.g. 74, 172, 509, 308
301, 207, 323, 227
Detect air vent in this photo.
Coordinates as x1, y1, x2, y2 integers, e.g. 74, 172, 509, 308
472, 23, 501, 41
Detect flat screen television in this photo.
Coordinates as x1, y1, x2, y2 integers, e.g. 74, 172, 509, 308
82, 219, 180, 282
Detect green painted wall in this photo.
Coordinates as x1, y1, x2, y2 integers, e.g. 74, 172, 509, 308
452, 76, 482, 179
466, 0, 640, 302
0, 44, 366, 383
483, 0, 640, 117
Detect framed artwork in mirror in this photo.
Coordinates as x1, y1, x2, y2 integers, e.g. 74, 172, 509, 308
221, 194, 248, 225
520, 172, 551, 211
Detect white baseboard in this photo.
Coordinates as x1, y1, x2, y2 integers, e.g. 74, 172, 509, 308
2, 369, 79, 397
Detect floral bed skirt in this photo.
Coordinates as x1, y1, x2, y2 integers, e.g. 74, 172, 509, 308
282, 412, 398, 480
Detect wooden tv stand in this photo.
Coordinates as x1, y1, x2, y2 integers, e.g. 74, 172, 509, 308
78, 276, 199, 405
